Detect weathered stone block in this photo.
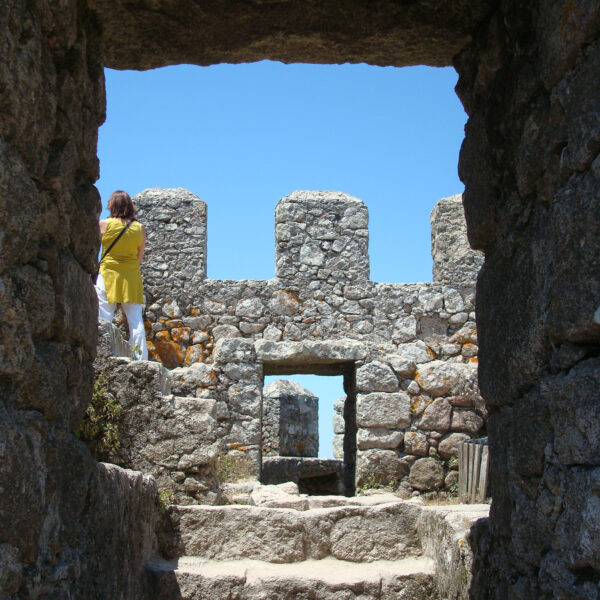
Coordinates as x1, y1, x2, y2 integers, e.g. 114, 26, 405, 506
417, 398, 452, 432
356, 450, 408, 487
356, 361, 399, 393
357, 428, 403, 450
409, 458, 445, 491
404, 431, 429, 456
356, 392, 411, 429
438, 433, 471, 460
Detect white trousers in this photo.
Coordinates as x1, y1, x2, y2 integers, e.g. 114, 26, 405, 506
95, 273, 148, 360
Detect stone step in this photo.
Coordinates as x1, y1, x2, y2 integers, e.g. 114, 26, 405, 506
145, 555, 440, 600
164, 500, 423, 563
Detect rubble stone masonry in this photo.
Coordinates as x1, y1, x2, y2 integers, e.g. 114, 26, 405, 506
131, 188, 485, 498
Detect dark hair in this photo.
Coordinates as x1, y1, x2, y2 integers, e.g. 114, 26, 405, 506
107, 190, 137, 219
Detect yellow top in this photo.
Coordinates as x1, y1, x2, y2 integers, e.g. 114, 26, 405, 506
99, 218, 144, 304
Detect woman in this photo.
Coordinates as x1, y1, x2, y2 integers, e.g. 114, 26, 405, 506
95, 190, 148, 360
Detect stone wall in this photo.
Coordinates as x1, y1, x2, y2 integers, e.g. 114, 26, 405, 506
262, 379, 319, 457
456, 2, 600, 597
0, 3, 158, 598
132, 189, 485, 495
275, 190, 370, 285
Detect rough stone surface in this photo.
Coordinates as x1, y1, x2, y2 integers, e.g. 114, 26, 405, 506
356, 450, 409, 488
409, 458, 445, 491
6, 1, 597, 596
357, 428, 404, 451
166, 501, 423, 563
135, 190, 483, 496
102, 357, 222, 505
152, 498, 488, 600
97, 319, 135, 360
418, 503, 490, 600
262, 379, 319, 457
431, 195, 484, 289
456, 2, 600, 596
249, 482, 309, 511
135, 188, 207, 306
0, 3, 162, 598
146, 556, 439, 600
90, 1, 495, 70
276, 191, 370, 284
438, 433, 471, 460
356, 361, 399, 393
356, 392, 411, 429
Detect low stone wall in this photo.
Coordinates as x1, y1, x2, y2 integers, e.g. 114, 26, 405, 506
101, 357, 222, 505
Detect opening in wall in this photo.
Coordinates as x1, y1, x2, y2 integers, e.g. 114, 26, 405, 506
261, 362, 356, 496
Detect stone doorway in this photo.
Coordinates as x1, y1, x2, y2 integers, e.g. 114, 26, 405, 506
261, 362, 357, 496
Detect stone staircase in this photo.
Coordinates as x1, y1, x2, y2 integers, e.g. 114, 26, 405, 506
97, 323, 489, 599
144, 491, 489, 599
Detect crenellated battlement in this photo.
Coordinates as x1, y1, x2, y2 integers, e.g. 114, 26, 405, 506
110, 188, 487, 502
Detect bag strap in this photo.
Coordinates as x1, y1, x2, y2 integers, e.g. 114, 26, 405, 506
99, 219, 134, 265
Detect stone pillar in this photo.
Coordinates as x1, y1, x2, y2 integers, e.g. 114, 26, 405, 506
431, 194, 483, 291
262, 379, 319, 457
135, 187, 207, 306
456, 2, 600, 597
275, 191, 370, 286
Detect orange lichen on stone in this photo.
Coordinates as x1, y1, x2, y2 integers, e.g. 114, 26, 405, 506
190, 307, 200, 316
184, 344, 205, 365
143, 320, 152, 333
469, 357, 478, 364
155, 330, 171, 342
228, 443, 247, 451
206, 370, 218, 386
171, 327, 191, 343
154, 338, 185, 368
411, 395, 434, 416
450, 326, 477, 345
166, 319, 183, 329
462, 343, 478, 358
147, 340, 161, 363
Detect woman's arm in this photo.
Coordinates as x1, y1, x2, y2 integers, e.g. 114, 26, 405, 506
99, 219, 107, 237
137, 223, 146, 263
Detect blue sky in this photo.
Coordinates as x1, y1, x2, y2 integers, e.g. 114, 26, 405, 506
97, 61, 467, 457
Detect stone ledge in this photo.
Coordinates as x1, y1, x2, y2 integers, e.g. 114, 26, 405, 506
255, 339, 368, 364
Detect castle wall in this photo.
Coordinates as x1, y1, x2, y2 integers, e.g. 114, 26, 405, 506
3, 1, 598, 596
134, 189, 485, 495
0, 4, 157, 598
456, 3, 600, 598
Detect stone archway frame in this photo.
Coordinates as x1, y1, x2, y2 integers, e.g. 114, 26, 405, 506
257, 339, 364, 495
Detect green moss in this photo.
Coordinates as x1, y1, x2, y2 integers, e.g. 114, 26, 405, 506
357, 474, 396, 495
216, 453, 255, 483
156, 489, 174, 514
77, 372, 122, 461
